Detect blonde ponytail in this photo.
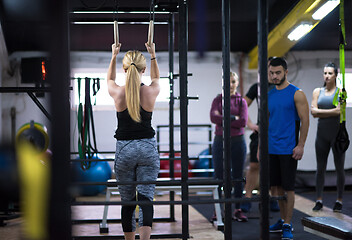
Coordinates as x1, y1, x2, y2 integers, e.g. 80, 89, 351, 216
122, 51, 146, 122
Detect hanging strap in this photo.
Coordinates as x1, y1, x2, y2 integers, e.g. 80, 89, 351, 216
339, 0, 347, 123
77, 77, 101, 169
80, 77, 91, 169
149, 0, 155, 22
113, 0, 119, 45
148, 0, 155, 46
332, 87, 340, 107
92, 78, 100, 105
77, 78, 84, 159
88, 99, 98, 154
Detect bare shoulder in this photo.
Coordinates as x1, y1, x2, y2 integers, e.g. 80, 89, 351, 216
140, 84, 159, 111
141, 82, 160, 96
294, 89, 306, 97
294, 89, 308, 103
312, 87, 320, 95
109, 85, 125, 103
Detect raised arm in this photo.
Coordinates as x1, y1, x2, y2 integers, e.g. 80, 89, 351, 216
145, 43, 160, 90
311, 88, 340, 118
107, 43, 122, 98
140, 43, 160, 111
293, 90, 309, 160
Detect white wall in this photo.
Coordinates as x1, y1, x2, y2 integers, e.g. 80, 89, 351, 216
285, 51, 352, 170
2, 50, 352, 171
69, 51, 239, 156
1, 52, 51, 144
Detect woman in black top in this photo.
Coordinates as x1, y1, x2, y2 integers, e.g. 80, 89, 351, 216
107, 42, 160, 240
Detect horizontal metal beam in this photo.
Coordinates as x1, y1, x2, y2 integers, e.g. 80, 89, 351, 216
0, 87, 51, 93
72, 233, 183, 239
71, 217, 174, 224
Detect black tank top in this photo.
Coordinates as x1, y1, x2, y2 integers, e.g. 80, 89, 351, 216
114, 107, 155, 140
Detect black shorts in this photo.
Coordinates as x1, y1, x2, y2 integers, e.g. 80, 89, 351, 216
269, 154, 297, 191
249, 132, 259, 163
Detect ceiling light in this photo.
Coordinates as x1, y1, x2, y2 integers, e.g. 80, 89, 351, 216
71, 11, 170, 14
312, 0, 340, 20
72, 21, 167, 25
287, 23, 314, 41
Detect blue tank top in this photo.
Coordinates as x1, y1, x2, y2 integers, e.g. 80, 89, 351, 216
268, 84, 300, 154
114, 107, 155, 140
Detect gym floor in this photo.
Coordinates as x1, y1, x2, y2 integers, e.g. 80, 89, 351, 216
1, 187, 351, 239
191, 187, 352, 239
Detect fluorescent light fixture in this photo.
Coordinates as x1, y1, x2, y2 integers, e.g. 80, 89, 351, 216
287, 23, 313, 41
71, 11, 170, 14
312, 0, 340, 20
72, 22, 168, 25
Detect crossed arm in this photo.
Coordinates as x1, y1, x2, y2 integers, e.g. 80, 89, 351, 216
311, 88, 340, 118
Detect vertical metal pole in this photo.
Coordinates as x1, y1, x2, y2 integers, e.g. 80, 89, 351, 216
179, 1, 189, 239
222, 0, 232, 239
208, 125, 212, 177
168, 12, 176, 222
49, 0, 71, 239
156, 125, 160, 152
258, 0, 270, 239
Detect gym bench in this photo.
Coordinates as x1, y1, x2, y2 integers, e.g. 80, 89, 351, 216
99, 179, 223, 233
301, 216, 352, 240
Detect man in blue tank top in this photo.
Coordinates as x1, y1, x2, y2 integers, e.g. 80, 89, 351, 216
266, 57, 309, 240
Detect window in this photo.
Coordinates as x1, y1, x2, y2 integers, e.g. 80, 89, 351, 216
72, 71, 170, 107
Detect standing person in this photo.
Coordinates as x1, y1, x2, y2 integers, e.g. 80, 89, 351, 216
241, 70, 279, 213
210, 72, 248, 222
311, 62, 345, 212
107, 42, 160, 240
266, 57, 309, 240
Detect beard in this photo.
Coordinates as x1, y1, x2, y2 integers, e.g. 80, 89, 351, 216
273, 74, 286, 86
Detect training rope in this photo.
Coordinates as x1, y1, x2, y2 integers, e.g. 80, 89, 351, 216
334, 0, 350, 154
339, 0, 347, 123
149, 0, 155, 22
113, 0, 119, 45
148, 0, 155, 46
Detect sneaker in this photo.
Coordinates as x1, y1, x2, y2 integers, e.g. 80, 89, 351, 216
241, 201, 252, 213
233, 209, 248, 222
333, 202, 342, 212
312, 201, 323, 211
281, 223, 293, 240
270, 218, 284, 232
270, 199, 280, 212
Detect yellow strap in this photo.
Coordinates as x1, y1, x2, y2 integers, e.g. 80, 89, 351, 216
17, 143, 50, 240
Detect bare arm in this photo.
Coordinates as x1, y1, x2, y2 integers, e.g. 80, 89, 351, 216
140, 43, 160, 111
243, 96, 259, 132
293, 90, 309, 160
145, 43, 160, 90
107, 43, 122, 98
311, 88, 340, 118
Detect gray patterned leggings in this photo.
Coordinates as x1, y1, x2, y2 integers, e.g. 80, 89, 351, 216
114, 138, 160, 232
